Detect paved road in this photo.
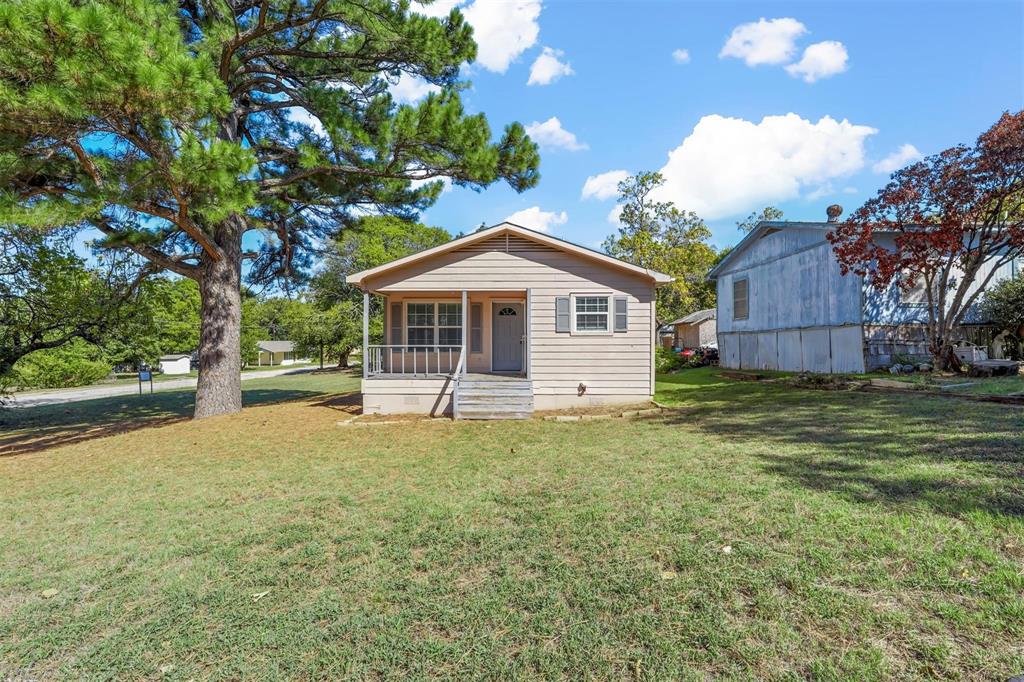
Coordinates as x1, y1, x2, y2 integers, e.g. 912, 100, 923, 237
8, 367, 317, 408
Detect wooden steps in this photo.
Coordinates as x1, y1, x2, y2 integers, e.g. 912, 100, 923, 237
454, 377, 534, 420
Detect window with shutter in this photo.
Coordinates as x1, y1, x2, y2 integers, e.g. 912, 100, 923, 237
574, 295, 610, 331
614, 296, 628, 332
390, 302, 402, 345
733, 278, 749, 320
470, 303, 482, 353
555, 297, 571, 332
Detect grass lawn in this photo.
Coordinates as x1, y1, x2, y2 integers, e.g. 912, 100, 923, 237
1, 369, 1022, 679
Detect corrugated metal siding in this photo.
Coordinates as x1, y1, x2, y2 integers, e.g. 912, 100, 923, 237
719, 325, 865, 374
717, 239, 863, 335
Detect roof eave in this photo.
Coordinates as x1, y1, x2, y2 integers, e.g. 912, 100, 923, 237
347, 222, 674, 288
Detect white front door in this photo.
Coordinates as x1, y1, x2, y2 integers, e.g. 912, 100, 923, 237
491, 302, 524, 372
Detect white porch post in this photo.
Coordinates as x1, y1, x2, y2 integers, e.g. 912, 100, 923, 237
525, 288, 532, 379
362, 290, 369, 379
461, 289, 468, 377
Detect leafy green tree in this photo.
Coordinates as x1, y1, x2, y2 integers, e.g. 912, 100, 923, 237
0, 227, 150, 383
292, 302, 373, 369
0, 0, 539, 417
312, 215, 451, 308
12, 339, 112, 389
603, 172, 719, 326
736, 206, 784, 233
981, 276, 1024, 358
100, 276, 201, 368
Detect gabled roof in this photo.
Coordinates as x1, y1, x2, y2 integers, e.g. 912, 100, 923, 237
257, 340, 295, 353
345, 222, 674, 289
668, 308, 716, 326
707, 221, 836, 280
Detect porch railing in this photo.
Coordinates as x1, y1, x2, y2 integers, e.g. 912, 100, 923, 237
365, 345, 465, 377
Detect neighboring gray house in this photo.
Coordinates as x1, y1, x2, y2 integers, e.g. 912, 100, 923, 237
708, 218, 1021, 373
666, 308, 717, 349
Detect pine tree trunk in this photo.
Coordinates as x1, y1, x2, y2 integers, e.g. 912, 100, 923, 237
194, 217, 244, 419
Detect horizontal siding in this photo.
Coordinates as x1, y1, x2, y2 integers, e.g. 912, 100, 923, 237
367, 237, 655, 397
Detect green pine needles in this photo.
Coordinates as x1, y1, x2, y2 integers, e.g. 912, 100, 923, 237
0, 0, 541, 417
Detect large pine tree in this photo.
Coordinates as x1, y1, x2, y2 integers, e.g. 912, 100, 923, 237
0, 0, 539, 417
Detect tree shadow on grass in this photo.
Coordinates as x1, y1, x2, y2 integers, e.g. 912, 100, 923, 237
0, 386, 342, 457
658, 373, 1024, 518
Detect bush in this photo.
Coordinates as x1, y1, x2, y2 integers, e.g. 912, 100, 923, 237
12, 340, 112, 389
656, 347, 688, 373
980, 277, 1024, 359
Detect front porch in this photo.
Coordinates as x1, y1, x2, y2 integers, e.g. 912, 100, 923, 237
359, 289, 534, 418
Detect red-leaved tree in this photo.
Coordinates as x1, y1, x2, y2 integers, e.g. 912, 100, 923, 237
828, 111, 1024, 369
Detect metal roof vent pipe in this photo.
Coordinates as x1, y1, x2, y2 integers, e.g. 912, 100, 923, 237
826, 204, 843, 222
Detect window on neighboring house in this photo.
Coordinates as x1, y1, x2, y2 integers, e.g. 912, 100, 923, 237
406, 302, 463, 348
733, 278, 749, 320
900, 272, 932, 305
574, 295, 609, 331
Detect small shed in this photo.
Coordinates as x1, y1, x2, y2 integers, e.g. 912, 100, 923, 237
159, 354, 191, 375
257, 340, 300, 366
667, 309, 717, 349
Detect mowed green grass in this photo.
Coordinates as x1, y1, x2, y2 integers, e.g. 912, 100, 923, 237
1, 369, 1022, 680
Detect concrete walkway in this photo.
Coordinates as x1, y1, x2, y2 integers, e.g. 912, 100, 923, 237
9, 367, 316, 408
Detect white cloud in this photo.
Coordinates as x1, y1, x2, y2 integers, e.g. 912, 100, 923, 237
505, 206, 568, 233
581, 170, 629, 201
409, 175, 453, 194
462, 0, 541, 73
671, 48, 691, 64
720, 17, 806, 66
654, 113, 877, 219
607, 204, 624, 225
413, 0, 462, 18
872, 143, 924, 174
287, 107, 325, 136
390, 73, 441, 103
525, 117, 588, 151
785, 40, 849, 82
528, 47, 573, 86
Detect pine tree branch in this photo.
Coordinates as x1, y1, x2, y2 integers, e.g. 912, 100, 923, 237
92, 218, 202, 280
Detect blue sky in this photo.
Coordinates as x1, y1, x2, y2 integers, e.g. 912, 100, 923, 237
408, 0, 1024, 251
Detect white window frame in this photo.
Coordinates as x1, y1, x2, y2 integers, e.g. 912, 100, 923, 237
570, 293, 613, 335
404, 300, 462, 348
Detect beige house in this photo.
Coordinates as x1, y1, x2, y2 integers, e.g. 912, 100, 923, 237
667, 309, 717, 349
346, 223, 672, 418
256, 340, 302, 366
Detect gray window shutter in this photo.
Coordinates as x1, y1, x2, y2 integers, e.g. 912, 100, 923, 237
614, 296, 628, 332
470, 303, 482, 353
555, 297, 571, 332
390, 302, 402, 345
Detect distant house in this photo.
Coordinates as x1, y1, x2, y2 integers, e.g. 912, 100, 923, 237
158, 354, 191, 375
708, 217, 1021, 373
345, 222, 673, 418
256, 341, 302, 366
666, 308, 717, 350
